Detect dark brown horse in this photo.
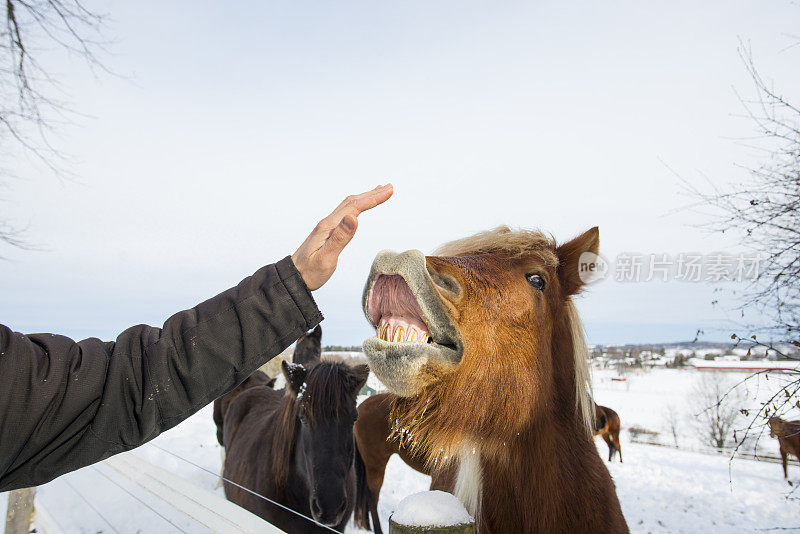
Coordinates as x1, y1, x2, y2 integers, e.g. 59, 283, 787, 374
215, 360, 368, 532
213, 370, 274, 447
294, 325, 323, 366
353, 393, 431, 533
769, 416, 800, 481
361, 226, 628, 533
594, 404, 623, 462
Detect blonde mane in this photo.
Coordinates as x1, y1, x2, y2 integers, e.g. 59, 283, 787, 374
433, 225, 559, 267
566, 300, 594, 432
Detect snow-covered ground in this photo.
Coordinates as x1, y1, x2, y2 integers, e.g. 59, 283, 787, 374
591, 367, 797, 455
5, 367, 799, 533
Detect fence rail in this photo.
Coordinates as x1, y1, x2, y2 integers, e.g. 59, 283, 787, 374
104, 453, 286, 534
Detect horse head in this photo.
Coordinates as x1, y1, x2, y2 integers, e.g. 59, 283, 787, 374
594, 404, 608, 433
280, 359, 368, 527
293, 325, 323, 366
769, 416, 782, 438
362, 226, 599, 459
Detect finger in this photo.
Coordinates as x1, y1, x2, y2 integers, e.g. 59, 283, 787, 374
320, 214, 358, 260
350, 183, 393, 215
323, 184, 393, 226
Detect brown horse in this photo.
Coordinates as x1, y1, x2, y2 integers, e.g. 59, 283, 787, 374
769, 416, 800, 481
215, 360, 368, 532
353, 392, 431, 533
594, 404, 623, 463
361, 226, 628, 533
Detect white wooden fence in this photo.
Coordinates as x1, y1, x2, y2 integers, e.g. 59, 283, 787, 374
4, 453, 285, 534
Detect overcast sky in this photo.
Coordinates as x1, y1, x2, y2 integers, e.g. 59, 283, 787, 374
2, 1, 798, 346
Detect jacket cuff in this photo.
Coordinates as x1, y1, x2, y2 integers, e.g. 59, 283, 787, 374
274, 255, 324, 330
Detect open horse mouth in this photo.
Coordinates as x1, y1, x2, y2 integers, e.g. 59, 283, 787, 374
370, 274, 432, 344
362, 250, 463, 397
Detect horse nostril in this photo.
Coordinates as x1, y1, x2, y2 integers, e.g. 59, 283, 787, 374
310, 498, 323, 519
335, 499, 347, 518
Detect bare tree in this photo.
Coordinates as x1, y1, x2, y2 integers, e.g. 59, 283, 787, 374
687, 43, 800, 345
692, 372, 745, 450
0, 0, 109, 248
682, 30, 800, 468
663, 404, 681, 448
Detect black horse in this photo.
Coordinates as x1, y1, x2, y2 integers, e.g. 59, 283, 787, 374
215, 360, 368, 532
294, 324, 323, 366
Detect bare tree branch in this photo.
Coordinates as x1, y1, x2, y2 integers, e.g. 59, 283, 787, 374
0, 0, 110, 251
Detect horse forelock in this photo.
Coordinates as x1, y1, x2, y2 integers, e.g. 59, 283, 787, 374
433, 225, 558, 267
299, 362, 360, 423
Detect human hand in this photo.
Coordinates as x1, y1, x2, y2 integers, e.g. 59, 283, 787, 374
291, 184, 393, 290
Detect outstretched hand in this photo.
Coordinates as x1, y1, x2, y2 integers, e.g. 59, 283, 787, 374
291, 184, 393, 290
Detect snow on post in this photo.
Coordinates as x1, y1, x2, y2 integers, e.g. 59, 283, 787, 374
389, 491, 475, 534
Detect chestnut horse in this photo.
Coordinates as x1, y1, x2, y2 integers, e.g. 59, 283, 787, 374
594, 404, 623, 463
215, 360, 368, 532
361, 226, 628, 533
769, 416, 800, 481
353, 393, 431, 533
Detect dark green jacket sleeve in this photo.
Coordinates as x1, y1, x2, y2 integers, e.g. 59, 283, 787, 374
0, 256, 323, 491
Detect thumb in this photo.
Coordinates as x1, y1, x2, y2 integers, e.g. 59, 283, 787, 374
322, 214, 358, 258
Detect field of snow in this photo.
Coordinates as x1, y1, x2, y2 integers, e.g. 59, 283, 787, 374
4, 367, 799, 533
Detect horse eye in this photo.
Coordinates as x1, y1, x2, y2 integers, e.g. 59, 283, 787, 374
526, 273, 546, 291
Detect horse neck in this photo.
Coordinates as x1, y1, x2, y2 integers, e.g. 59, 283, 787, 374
476, 415, 604, 533
468, 313, 605, 530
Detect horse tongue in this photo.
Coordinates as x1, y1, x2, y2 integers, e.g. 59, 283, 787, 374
370, 274, 428, 328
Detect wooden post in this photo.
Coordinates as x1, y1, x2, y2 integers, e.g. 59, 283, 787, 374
388, 517, 476, 534
4, 487, 36, 534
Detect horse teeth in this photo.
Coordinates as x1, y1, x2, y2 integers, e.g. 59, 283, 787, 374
377, 320, 431, 343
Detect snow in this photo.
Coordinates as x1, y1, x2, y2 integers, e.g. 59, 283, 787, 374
608, 443, 799, 533
591, 367, 797, 454
390, 490, 473, 527
4, 368, 799, 533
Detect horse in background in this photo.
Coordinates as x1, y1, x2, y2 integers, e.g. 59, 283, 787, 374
353, 393, 431, 534
361, 226, 628, 533
294, 324, 323, 365
215, 360, 368, 532
214, 370, 275, 447
594, 404, 623, 462
769, 416, 800, 482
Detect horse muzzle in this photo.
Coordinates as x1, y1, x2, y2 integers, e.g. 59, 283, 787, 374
362, 249, 463, 397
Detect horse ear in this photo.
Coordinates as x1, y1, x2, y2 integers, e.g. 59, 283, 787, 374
555, 226, 600, 297
347, 364, 370, 395
282, 361, 307, 395
310, 324, 322, 339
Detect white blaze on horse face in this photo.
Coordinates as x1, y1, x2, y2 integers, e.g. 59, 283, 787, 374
454, 441, 482, 518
